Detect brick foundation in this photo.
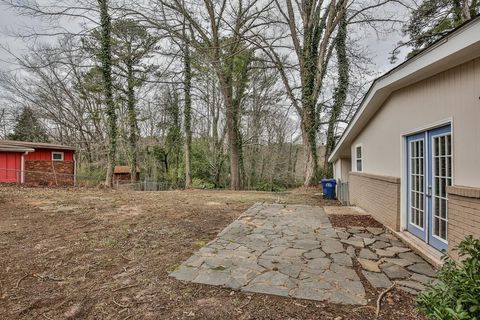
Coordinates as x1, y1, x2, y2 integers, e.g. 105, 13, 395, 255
25, 160, 74, 186
447, 185, 480, 259
349, 172, 401, 231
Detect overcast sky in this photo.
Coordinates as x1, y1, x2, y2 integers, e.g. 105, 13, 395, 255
0, 2, 410, 74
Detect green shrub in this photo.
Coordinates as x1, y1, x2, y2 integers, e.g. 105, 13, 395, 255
76, 165, 105, 186
192, 178, 215, 189
253, 180, 286, 192
417, 236, 480, 320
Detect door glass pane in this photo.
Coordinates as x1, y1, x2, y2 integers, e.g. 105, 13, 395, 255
432, 133, 451, 241
441, 219, 447, 239
447, 157, 452, 178
409, 140, 425, 229
447, 135, 451, 155
441, 199, 447, 218
420, 207, 424, 227
441, 157, 446, 177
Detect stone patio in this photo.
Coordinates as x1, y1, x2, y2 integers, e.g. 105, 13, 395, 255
170, 203, 437, 305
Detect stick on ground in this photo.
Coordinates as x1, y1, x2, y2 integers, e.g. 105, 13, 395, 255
15, 274, 29, 288
112, 284, 138, 292
112, 297, 129, 309
376, 283, 396, 317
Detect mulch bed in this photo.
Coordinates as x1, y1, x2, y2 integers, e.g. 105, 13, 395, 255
328, 213, 425, 320
329, 214, 385, 228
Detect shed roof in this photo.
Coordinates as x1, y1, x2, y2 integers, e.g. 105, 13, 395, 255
114, 166, 140, 174
0, 143, 35, 152
329, 15, 480, 162
0, 140, 76, 151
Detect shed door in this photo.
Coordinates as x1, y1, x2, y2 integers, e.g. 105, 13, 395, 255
406, 125, 451, 252
0, 152, 21, 183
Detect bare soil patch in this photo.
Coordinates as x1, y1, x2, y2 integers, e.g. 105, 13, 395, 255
0, 186, 423, 319
329, 214, 385, 228
323, 206, 368, 215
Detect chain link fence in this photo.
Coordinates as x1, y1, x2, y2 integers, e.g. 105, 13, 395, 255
116, 179, 185, 191
337, 179, 350, 205
0, 167, 186, 191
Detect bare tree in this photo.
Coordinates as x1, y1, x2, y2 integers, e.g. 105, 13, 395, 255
261, 0, 348, 185
182, 21, 193, 188
96, 0, 117, 187
129, 0, 271, 190
323, 13, 348, 177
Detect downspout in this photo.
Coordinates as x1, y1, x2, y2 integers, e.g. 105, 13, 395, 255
20, 151, 29, 184
74, 152, 77, 187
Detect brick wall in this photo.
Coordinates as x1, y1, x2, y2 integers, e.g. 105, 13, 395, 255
349, 172, 401, 231
447, 185, 480, 259
25, 160, 74, 186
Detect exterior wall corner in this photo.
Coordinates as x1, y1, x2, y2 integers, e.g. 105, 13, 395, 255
349, 171, 401, 231
447, 185, 480, 260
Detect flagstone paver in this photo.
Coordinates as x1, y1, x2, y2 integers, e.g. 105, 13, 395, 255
170, 203, 437, 304
362, 271, 393, 288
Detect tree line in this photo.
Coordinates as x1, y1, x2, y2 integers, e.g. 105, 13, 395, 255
0, 0, 476, 190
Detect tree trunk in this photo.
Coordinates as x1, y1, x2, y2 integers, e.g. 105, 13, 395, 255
226, 103, 242, 190
183, 41, 192, 188
324, 14, 349, 178
461, 0, 471, 20
301, 107, 319, 186
221, 77, 242, 190
127, 62, 138, 183
249, 146, 258, 189
98, 0, 117, 188
300, 31, 320, 186
469, 0, 478, 17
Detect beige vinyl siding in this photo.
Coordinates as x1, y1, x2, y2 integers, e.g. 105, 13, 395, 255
334, 158, 351, 182
351, 57, 480, 188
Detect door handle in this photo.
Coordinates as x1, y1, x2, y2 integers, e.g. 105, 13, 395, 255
426, 186, 432, 197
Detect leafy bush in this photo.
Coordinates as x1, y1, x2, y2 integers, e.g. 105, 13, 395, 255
417, 236, 480, 320
192, 178, 215, 189
76, 165, 105, 186
253, 180, 286, 192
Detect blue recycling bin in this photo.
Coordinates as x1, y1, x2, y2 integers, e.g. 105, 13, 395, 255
321, 179, 337, 199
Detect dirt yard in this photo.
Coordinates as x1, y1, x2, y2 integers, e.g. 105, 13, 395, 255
0, 186, 424, 319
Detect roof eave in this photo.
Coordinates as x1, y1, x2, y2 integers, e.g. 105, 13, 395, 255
0, 146, 35, 152
0, 140, 76, 151
328, 16, 480, 163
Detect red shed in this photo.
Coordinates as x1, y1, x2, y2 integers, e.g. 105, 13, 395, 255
0, 140, 76, 186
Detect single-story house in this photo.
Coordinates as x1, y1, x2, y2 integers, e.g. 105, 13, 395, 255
114, 165, 140, 183
0, 140, 76, 186
329, 16, 480, 262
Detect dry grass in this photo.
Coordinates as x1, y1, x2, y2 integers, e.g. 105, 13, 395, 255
0, 186, 422, 319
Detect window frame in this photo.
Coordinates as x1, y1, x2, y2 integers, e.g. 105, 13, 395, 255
52, 151, 64, 162
355, 144, 363, 172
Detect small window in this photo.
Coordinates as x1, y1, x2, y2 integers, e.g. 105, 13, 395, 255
52, 152, 64, 161
355, 145, 362, 172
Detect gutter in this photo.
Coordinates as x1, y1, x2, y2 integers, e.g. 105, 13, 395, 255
74, 152, 77, 187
